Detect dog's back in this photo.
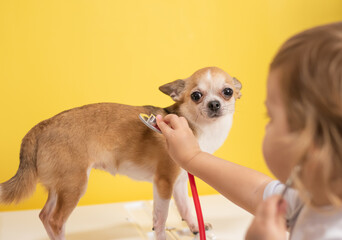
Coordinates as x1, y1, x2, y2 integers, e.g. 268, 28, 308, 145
0, 103, 176, 204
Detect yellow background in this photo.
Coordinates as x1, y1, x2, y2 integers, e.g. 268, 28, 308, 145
0, 0, 341, 211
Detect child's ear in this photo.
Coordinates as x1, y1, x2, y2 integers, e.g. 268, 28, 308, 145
233, 77, 242, 99
159, 79, 186, 102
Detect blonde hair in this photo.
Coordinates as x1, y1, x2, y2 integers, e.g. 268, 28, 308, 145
270, 22, 342, 206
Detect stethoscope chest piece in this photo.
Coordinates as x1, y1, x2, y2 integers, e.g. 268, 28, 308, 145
139, 113, 162, 134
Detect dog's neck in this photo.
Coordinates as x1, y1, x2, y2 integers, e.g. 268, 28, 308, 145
163, 103, 197, 134
197, 114, 233, 153
163, 103, 181, 115
164, 104, 233, 154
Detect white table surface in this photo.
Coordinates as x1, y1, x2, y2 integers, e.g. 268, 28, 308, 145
0, 194, 253, 240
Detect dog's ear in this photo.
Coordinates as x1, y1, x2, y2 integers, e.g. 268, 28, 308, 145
233, 77, 242, 99
159, 79, 186, 101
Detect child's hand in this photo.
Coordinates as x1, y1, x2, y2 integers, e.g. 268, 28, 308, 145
156, 114, 202, 170
245, 195, 287, 240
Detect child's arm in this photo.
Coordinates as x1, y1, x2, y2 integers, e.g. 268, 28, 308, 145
157, 114, 273, 214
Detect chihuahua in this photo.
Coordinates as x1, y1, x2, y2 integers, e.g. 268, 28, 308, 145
0, 67, 241, 240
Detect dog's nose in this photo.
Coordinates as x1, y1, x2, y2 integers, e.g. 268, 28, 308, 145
208, 101, 221, 112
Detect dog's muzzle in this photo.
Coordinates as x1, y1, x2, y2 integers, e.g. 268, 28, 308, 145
207, 100, 221, 118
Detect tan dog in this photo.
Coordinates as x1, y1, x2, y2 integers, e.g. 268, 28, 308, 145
0, 67, 242, 240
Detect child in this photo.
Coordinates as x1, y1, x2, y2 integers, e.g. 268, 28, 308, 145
156, 22, 342, 240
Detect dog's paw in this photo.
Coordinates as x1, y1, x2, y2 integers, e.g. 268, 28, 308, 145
190, 222, 213, 235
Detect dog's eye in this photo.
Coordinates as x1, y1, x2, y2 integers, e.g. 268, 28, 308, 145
191, 91, 202, 102
222, 88, 233, 98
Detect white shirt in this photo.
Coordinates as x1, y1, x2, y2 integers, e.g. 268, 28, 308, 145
263, 180, 342, 240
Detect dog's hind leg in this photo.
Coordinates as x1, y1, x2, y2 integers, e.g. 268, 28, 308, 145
39, 190, 58, 240
44, 175, 88, 240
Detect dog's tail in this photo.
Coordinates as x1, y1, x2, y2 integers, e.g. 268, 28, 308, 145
0, 124, 42, 204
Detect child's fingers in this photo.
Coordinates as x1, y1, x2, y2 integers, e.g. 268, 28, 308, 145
256, 196, 276, 220
179, 116, 190, 128
257, 195, 285, 220
247, 195, 287, 240
162, 114, 184, 130
156, 115, 173, 135
278, 198, 287, 216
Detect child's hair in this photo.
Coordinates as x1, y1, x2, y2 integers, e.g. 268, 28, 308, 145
270, 22, 342, 206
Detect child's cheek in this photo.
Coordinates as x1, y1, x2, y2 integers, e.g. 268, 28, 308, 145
262, 126, 281, 178
262, 129, 273, 168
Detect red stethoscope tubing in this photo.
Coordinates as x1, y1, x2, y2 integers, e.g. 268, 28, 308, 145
188, 172, 206, 240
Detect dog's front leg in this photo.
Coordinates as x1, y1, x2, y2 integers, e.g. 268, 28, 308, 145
173, 170, 212, 234
152, 179, 172, 240
172, 170, 198, 233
